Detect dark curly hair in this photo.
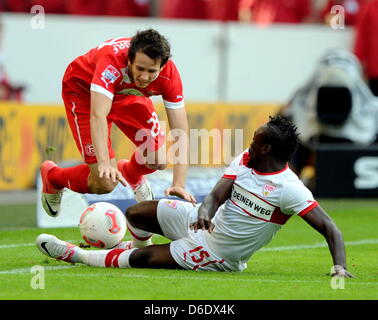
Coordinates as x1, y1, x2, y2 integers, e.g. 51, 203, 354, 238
263, 115, 299, 162
129, 29, 171, 67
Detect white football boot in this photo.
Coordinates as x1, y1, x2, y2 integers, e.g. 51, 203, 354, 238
36, 234, 77, 263
133, 176, 154, 202
117, 159, 154, 202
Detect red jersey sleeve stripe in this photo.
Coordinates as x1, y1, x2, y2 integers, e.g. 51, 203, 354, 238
299, 201, 319, 217
222, 174, 237, 180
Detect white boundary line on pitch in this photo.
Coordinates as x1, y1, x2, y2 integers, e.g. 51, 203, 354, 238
1, 238, 378, 282
0, 267, 377, 286
1, 238, 377, 250
260, 239, 378, 252
0, 265, 75, 274
0, 240, 77, 249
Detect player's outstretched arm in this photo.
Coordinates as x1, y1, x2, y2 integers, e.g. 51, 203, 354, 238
191, 178, 234, 233
164, 107, 196, 204
90, 91, 126, 186
302, 206, 355, 278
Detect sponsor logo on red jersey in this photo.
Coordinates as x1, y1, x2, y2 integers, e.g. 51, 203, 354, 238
101, 65, 121, 89
118, 88, 144, 96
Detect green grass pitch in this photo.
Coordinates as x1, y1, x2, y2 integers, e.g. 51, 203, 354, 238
0, 199, 377, 300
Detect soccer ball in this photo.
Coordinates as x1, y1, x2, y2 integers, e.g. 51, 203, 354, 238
79, 202, 126, 249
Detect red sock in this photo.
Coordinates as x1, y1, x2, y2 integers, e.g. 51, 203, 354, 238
120, 152, 155, 186
48, 164, 92, 194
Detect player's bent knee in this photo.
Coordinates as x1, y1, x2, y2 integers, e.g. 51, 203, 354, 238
125, 203, 152, 227
125, 204, 139, 222
125, 201, 158, 226
88, 180, 117, 194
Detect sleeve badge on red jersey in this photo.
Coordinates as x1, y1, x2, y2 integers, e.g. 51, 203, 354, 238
101, 65, 121, 89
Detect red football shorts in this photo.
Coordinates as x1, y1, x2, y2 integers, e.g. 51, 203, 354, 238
62, 89, 165, 164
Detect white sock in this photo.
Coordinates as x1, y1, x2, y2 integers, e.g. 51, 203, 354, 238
80, 250, 108, 267
132, 238, 152, 248
115, 238, 152, 249
116, 249, 138, 268
79, 248, 137, 268
70, 247, 85, 263
127, 221, 153, 246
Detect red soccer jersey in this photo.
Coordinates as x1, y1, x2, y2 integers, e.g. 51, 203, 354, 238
63, 37, 184, 109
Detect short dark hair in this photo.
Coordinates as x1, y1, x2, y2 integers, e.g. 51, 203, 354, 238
129, 29, 171, 67
263, 115, 299, 162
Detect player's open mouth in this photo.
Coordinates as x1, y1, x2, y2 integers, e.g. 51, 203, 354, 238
136, 79, 149, 86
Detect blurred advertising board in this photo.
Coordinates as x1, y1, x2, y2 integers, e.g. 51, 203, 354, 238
315, 144, 378, 197
0, 102, 279, 190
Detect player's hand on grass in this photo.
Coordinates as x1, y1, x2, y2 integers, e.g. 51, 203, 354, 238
164, 186, 197, 206
98, 162, 127, 187
331, 265, 355, 278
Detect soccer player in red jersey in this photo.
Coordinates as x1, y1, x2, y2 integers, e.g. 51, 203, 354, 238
41, 29, 195, 218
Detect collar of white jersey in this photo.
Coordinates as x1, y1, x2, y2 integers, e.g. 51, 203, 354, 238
251, 163, 289, 176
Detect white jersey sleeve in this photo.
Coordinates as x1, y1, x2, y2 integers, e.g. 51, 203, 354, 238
280, 181, 319, 217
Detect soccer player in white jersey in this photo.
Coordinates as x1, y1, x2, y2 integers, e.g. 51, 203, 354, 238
36, 115, 354, 278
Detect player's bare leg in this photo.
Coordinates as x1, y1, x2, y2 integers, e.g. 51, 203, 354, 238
41, 159, 121, 216
126, 200, 163, 234
128, 244, 182, 269
87, 159, 119, 194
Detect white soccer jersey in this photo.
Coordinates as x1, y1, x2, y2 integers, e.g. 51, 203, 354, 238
203, 149, 318, 271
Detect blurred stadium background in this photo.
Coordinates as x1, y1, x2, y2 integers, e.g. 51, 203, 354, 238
0, 1, 377, 232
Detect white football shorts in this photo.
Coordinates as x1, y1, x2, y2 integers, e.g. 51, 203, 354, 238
156, 199, 241, 272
